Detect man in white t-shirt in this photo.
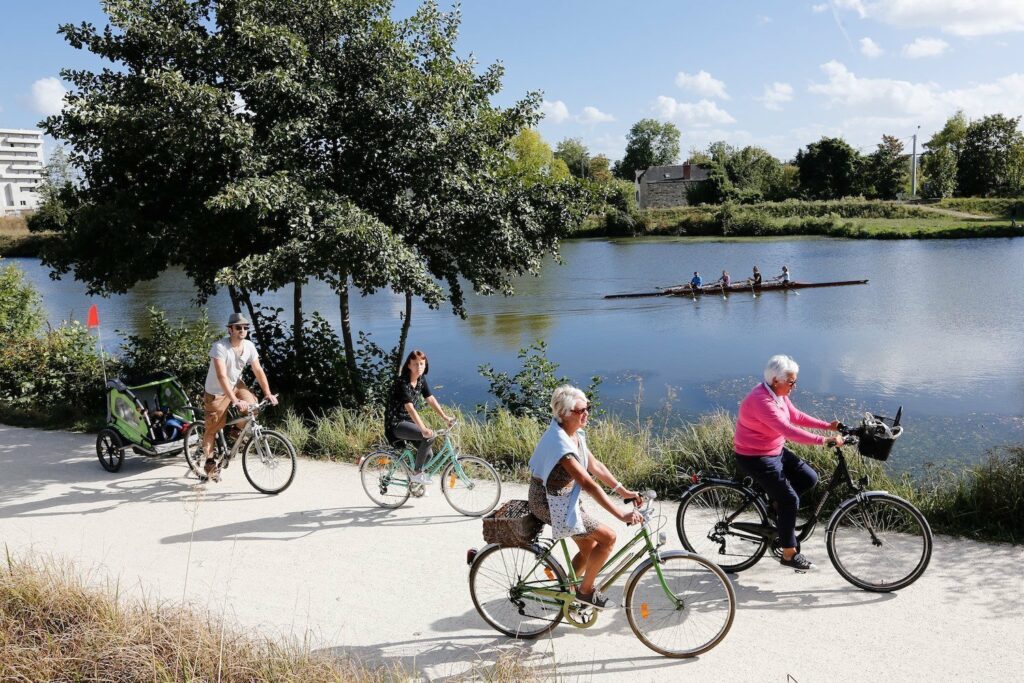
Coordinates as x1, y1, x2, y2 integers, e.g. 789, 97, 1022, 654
201, 312, 278, 480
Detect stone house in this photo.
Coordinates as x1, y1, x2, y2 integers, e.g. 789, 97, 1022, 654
635, 163, 710, 209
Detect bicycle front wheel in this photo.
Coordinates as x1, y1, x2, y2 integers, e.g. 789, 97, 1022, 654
241, 430, 297, 494
826, 492, 933, 592
625, 552, 736, 658
359, 450, 412, 509
676, 482, 770, 573
469, 544, 565, 639
441, 456, 502, 516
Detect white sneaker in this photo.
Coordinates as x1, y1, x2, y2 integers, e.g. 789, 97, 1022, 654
409, 472, 432, 485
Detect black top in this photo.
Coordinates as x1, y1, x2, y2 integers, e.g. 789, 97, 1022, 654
753, 272, 762, 286
385, 376, 433, 434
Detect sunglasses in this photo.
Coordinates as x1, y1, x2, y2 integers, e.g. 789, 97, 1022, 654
785, 378, 797, 386
571, 405, 591, 415
231, 324, 250, 331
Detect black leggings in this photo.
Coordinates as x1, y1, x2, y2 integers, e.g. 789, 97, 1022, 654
734, 448, 819, 548
392, 421, 433, 471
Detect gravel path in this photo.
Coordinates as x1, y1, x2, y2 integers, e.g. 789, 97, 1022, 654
1, 424, 1021, 682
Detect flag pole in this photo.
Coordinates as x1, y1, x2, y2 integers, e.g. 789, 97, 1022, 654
87, 304, 107, 387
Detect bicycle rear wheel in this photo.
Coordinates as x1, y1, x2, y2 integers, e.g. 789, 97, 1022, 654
469, 544, 565, 638
826, 492, 933, 592
441, 456, 502, 516
241, 430, 297, 494
359, 450, 411, 509
676, 482, 769, 573
182, 420, 224, 478
625, 552, 735, 658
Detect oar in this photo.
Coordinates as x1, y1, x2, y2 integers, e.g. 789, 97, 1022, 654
748, 278, 758, 299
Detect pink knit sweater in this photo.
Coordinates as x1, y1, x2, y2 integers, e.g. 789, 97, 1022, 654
734, 383, 830, 456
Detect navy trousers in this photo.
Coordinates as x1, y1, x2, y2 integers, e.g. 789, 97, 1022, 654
392, 421, 433, 471
734, 448, 819, 548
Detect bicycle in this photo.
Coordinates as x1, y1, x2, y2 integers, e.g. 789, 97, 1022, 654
183, 398, 297, 495
466, 491, 736, 658
675, 409, 933, 592
358, 421, 501, 516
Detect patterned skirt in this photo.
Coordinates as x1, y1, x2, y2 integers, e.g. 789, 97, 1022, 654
528, 477, 601, 540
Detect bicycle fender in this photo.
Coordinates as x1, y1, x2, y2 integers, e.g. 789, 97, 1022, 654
824, 490, 913, 535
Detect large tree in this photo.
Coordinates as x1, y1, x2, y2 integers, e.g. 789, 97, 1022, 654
32, 0, 589, 403
921, 147, 958, 199
865, 135, 908, 200
613, 118, 680, 180
794, 137, 862, 200
957, 113, 1023, 197
554, 137, 590, 179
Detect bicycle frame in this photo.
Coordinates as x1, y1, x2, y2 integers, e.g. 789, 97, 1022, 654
510, 512, 677, 627
213, 410, 265, 466
385, 432, 478, 490
703, 446, 869, 543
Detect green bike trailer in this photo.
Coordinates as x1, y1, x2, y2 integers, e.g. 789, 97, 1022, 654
95, 371, 198, 472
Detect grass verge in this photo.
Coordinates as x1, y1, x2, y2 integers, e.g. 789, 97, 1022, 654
279, 408, 1024, 544
0, 215, 56, 257
0, 552, 535, 682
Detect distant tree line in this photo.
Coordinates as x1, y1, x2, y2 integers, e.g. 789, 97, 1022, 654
534, 111, 1024, 206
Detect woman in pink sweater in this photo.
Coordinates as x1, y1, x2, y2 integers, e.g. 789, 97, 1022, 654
734, 355, 843, 572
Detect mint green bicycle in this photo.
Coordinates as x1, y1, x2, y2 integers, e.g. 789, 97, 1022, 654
358, 422, 502, 516
466, 491, 736, 658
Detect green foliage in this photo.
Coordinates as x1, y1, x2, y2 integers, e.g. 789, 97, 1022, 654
614, 119, 681, 180
925, 110, 968, 159
587, 155, 613, 184
921, 147, 958, 199
685, 143, 789, 205
477, 340, 602, 423
865, 135, 908, 200
0, 265, 43, 340
507, 129, 571, 182
936, 197, 1024, 218
795, 137, 863, 199
957, 114, 1024, 197
554, 137, 591, 179
118, 308, 219, 393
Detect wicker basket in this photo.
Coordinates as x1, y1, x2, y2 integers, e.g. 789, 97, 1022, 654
483, 499, 542, 548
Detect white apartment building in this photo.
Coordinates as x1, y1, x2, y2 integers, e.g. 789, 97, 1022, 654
0, 128, 45, 216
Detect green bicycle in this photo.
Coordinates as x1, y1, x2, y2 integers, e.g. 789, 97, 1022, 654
358, 421, 502, 517
466, 491, 736, 658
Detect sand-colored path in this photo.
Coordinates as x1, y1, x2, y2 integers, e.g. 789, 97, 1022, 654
1, 424, 1021, 681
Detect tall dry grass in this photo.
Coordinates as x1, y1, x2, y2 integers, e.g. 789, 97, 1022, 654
0, 552, 539, 682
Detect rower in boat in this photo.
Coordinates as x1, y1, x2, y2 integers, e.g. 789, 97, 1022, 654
690, 271, 702, 292
773, 265, 791, 287
713, 270, 731, 291
751, 266, 762, 287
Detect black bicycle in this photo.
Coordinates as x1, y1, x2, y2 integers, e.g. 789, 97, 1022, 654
675, 409, 933, 592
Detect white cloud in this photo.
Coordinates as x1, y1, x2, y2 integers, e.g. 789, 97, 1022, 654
902, 37, 949, 58
30, 77, 67, 116
540, 99, 571, 124
836, 0, 1024, 36
808, 61, 1024, 124
654, 96, 736, 126
541, 100, 614, 125
577, 106, 615, 124
811, 3, 830, 13
758, 82, 794, 111
859, 37, 884, 57
674, 70, 730, 100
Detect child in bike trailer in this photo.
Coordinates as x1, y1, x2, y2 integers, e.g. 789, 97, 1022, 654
733, 355, 843, 571
528, 385, 642, 610
384, 350, 455, 491
202, 312, 278, 481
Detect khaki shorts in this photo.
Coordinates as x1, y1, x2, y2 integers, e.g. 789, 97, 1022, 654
203, 383, 257, 435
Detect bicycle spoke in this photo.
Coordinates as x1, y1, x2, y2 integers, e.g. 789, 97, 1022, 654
469, 546, 563, 638
677, 483, 769, 573
442, 456, 501, 516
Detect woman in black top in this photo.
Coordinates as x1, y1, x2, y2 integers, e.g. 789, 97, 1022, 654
752, 266, 762, 287
385, 349, 455, 486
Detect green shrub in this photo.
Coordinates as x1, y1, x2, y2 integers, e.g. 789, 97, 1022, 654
0, 264, 43, 339
119, 308, 219, 394
937, 197, 1024, 218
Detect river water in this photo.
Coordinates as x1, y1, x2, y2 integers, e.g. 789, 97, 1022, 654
6, 235, 1023, 474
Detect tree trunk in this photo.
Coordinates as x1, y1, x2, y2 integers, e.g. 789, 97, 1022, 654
227, 285, 242, 314
338, 275, 363, 404
240, 288, 275, 378
293, 280, 304, 360
395, 291, 413, 375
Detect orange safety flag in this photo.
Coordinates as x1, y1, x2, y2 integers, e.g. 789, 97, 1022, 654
86, 304, 100, 329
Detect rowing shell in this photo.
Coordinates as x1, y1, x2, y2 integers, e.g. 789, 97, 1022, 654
604, 279, 868, 299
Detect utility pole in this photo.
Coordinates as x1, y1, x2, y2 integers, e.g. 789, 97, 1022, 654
911, 125, 920, 198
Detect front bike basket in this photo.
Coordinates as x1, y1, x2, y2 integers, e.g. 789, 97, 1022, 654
856, 412, 903, 461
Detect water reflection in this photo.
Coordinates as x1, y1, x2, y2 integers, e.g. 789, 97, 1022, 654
5, 235, 1023, 471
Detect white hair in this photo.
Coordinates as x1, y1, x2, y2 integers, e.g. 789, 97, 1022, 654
551, 384, 587, 423
763, 355, 799, 385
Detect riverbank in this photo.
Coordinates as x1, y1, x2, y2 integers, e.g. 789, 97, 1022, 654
0, 216, 55, 257
1, 423, 1021, 682
576, 198, 1024, 239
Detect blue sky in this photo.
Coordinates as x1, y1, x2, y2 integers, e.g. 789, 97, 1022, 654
2, 1, 1023, 161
